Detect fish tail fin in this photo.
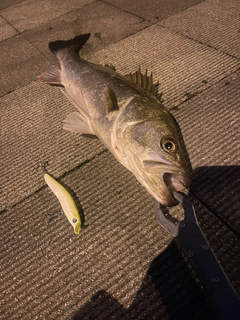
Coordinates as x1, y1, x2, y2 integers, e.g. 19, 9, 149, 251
49, 33, 91, 55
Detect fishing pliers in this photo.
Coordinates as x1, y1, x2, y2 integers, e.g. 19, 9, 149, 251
155, 192, 240, 320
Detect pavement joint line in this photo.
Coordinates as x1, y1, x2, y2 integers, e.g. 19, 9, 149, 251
9, 148, 108, 211
1, 25, 239, 99
0, 14, 20, 34
0, 32, 19, 44
0, 89, 15, 98
158, 23, 240, 61
22, 34, 53, 66
169, 66, 240, 111
0, 1, 153, 66
100, 0, 154, 24
1, 1, 239, 319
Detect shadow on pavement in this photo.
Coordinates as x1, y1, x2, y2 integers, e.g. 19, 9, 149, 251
72, 165, 240, 319
190, 165, 240, 237
72, 241, 213, 320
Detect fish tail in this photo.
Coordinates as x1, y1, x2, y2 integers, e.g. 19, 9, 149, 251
49, 33, 91, 55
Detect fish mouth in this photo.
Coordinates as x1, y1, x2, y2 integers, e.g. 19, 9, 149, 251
142, 160, 191, 206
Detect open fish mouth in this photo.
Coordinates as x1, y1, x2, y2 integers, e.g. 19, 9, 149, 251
162, 171, 191, 192
142, 160, 191, 206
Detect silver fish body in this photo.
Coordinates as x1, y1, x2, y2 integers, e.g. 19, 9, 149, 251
39, 34, 191, 206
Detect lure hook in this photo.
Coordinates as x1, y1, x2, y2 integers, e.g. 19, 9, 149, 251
36, 161, 49, 173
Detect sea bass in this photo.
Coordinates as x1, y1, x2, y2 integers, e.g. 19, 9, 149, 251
39, 33, 191, 206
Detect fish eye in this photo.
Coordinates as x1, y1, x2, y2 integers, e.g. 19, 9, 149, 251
72, 218, 77, 224
161, 138, 178, 153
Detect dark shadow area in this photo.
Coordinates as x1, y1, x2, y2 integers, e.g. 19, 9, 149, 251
73, 242, 213, 320
72, 165, 240, 319
178, 166, 240, 295
190, 166, 240, 237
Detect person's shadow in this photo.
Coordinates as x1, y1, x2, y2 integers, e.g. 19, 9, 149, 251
72, 166, 240, 320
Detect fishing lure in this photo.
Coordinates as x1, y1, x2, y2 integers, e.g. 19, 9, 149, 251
40, 163, 81, 235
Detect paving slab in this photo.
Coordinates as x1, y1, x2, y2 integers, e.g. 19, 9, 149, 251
22, 1, 151, 64
159, 0, 240, 59
104, 0, 204, 22
1, 0, 240, 319
0, 35, 50, 96
0, 0, 94, 32
89, 24, 240, 109
1, 61, 240, 320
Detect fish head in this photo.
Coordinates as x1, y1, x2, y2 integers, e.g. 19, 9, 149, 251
119, 105, 191, 206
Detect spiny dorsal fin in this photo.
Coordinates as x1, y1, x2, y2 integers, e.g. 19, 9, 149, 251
125, 68, 162, 101
102, 86, 119, 113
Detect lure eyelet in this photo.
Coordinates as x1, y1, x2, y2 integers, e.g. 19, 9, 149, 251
72, 218, 77, 224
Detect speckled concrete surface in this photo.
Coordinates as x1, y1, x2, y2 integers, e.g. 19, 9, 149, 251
1, 0, 240, 319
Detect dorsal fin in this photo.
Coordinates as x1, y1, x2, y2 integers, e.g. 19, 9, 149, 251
49, 33, 91, 55
125, 68, 162, 101
102, 86, 119, 113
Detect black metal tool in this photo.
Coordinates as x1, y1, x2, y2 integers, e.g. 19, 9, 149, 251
155, 192, 240, 320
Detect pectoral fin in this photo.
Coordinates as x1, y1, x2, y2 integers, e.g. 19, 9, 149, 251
102, 86, 119, 113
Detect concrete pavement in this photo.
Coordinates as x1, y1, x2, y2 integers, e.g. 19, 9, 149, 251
1, 0, 240, 319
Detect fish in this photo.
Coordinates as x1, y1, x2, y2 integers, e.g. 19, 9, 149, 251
39, 33, 191, 206
41, 165, 81, 234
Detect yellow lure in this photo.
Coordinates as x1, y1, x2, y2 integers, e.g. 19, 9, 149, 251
44, 172, 81, 235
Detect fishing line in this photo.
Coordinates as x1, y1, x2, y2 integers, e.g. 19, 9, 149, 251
173, 177, 240, 237
188, 189, 240, 238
